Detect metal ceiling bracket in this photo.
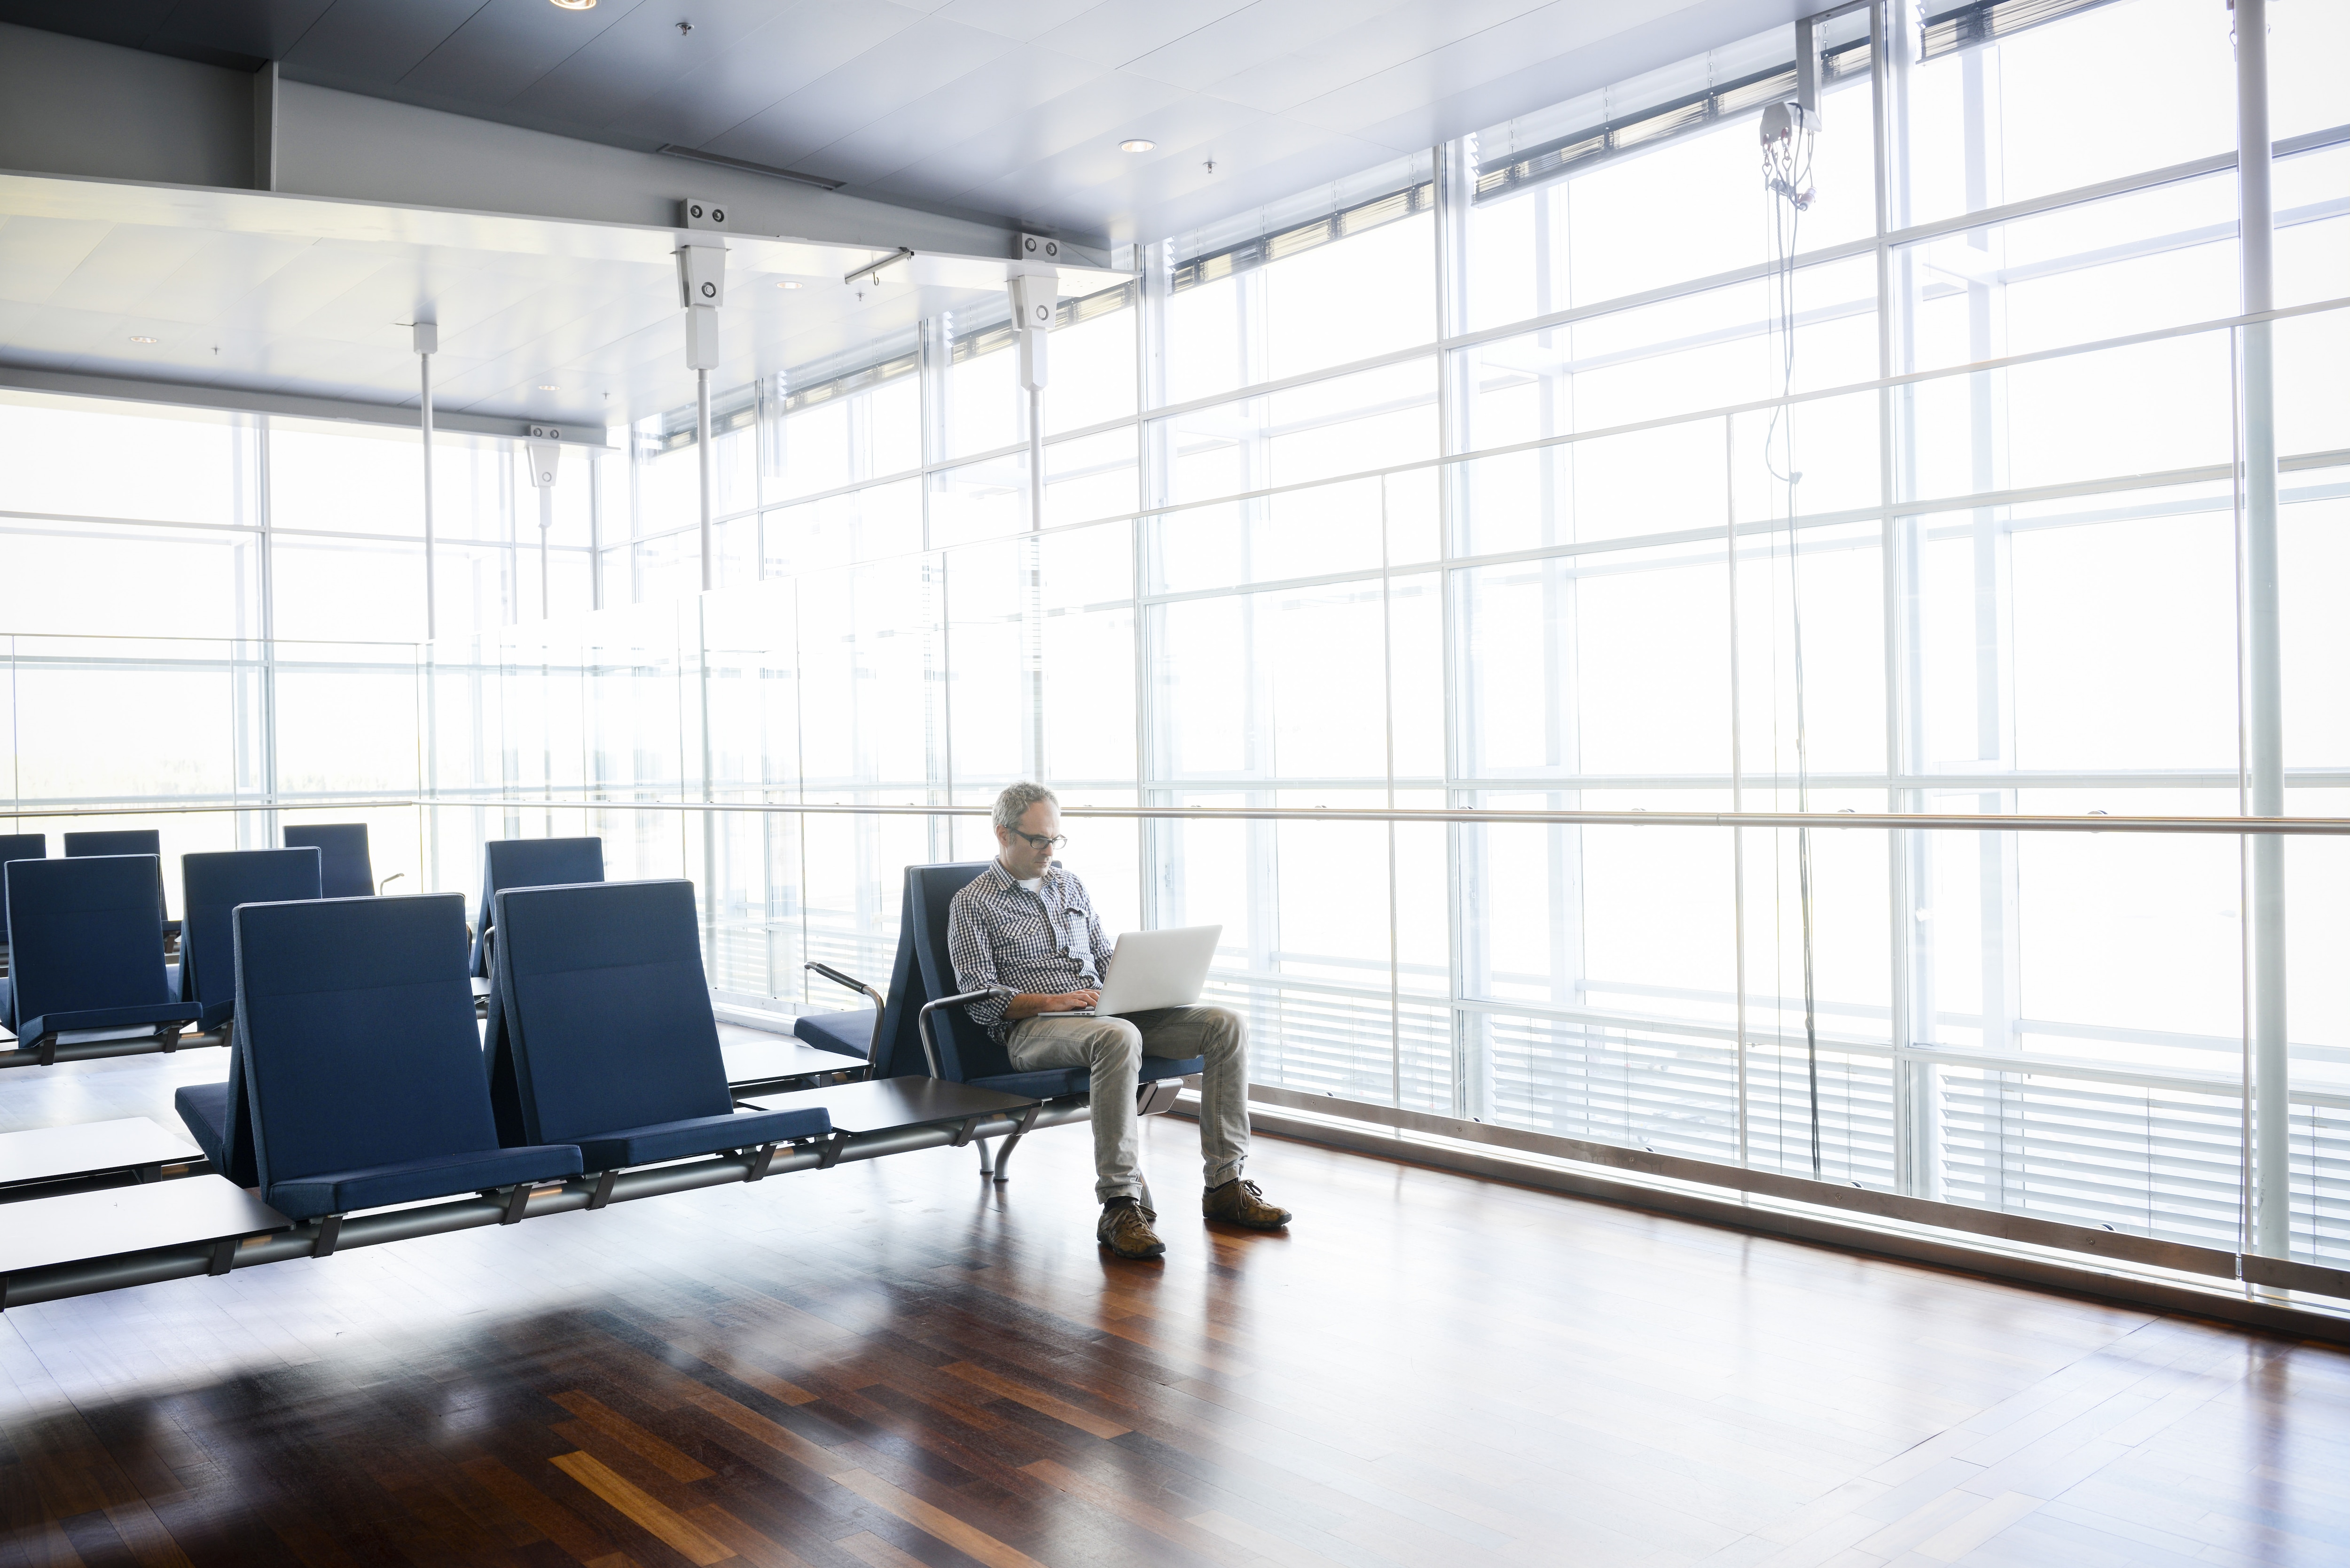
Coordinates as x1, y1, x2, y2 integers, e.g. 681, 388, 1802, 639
843, 247, 914, 288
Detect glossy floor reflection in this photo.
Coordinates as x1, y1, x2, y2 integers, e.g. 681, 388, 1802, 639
3, 1042, 2347, 1566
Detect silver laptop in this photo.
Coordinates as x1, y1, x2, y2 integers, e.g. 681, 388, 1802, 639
1066, 924, 1222, 1017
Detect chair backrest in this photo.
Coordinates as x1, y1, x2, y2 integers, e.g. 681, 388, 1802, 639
486, 879, 731, 1147
899, 861, 1008, 1083
235, 892, 496, 1191
63, 829, 161, 859
180, 848, 322, 1028
0, 833, 44, 944
471, 836, 603, 975
283, 824, 373, 898
4, 855, 173, 1030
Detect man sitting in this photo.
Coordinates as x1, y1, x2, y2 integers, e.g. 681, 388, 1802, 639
947, 781, 1292, 1259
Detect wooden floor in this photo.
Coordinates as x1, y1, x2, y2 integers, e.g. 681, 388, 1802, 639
3, 1043, 2348, 1567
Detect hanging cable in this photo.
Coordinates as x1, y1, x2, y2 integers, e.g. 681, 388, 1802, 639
1761, 100, 1823, 1179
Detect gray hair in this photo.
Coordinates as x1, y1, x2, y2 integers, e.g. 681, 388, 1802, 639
992, 781, 1058, 833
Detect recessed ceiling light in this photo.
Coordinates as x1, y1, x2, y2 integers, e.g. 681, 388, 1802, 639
1120, 139, 1155, 153
130, 335, 158, 343
776, 281, 802, 289
538, 383, 558, 390
549, 0, 595, 10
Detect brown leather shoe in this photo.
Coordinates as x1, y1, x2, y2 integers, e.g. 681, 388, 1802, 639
1097, 1198, 1165, 1259
1203, 1178, 1291, 1230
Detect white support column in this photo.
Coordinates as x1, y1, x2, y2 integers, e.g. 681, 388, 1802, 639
676, 239, 728, 594
697, 368, 714, 591
415, 321, 438, 643
2235, 0, 2289, 1259
1009, 257, 1057, 784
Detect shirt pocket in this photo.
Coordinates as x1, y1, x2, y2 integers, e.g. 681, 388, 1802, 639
998, 912, 1053, 952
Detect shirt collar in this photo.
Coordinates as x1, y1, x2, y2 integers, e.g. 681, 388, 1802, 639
986, 858, 1058, 890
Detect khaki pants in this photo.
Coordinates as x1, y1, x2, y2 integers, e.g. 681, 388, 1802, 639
1003, 1005, 1250, 1204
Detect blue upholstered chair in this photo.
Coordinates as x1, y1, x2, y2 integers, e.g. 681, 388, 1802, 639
470, 836, 603, 976
61, 829, 173, 978
179, 848, 323, 1034
813, 863, 1202, 1182
234, 892, 580, 1222
486, 879, 830, 1180
792, 976, 882, 1061
63, 829, 160, 859
0, 833, 44, 1023
0, 832, 43, 948
174, 1039, 258, 1188
283, 824, 374, 898
2, 855, 201, 1064
174, 849, 323, 1183
899, 862, 1205, 1097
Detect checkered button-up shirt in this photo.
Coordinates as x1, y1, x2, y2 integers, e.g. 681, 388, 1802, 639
947, 860, 1115, 1041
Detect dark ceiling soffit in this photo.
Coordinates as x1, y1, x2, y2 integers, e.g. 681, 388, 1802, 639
658, 145, 846, 193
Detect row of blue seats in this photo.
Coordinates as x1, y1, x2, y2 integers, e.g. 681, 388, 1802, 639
0, 825, 375, 1063
0, 839, 1180, 1302
170, 879, 832, 1224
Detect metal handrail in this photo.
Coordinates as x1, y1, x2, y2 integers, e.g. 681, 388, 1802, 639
13, 796, 2347, 836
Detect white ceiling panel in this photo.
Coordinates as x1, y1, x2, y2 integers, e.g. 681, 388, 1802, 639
706, 16, 1019, 171
1030, 0, 1260, 74
278, 0, 488, 86
1192, 0, 1544, 117
857, 70, 1198, 202
0, 218, 115, 304
929, 0, 1097, 46
794, 49, 1106, 189
573, 2, 927, 145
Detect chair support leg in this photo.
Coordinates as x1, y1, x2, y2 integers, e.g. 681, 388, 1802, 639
587, 1170, 619, 1210
975, 1138, 993, 1177
991, 1104, 1041, 1184
312, 1215, 343, 1259
500, 1184, 532, 1224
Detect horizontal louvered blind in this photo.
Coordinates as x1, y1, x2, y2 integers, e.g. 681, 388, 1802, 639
1922, 0, 2121, 62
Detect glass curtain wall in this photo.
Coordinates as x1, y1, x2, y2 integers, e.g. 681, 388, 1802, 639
0, 391, 601, 913
548, 0, 2348, 1264
6, 0, 2346, 1266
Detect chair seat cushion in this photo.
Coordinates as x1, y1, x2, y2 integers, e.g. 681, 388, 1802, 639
265, 1144, 581, 1221
17, 1001, 200, 1042
970, 1067, 1087, 1099
175, 1080, 230, 1166
793, 1008, 874, 1059
570, 1106, 833, 1171
970, 1055, 1204, 1102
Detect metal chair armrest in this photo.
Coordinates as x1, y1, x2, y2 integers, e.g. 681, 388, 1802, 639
916, 987, 1012, 1079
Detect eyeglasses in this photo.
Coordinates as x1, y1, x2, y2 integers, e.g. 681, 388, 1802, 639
1009, 829, 1068, 851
